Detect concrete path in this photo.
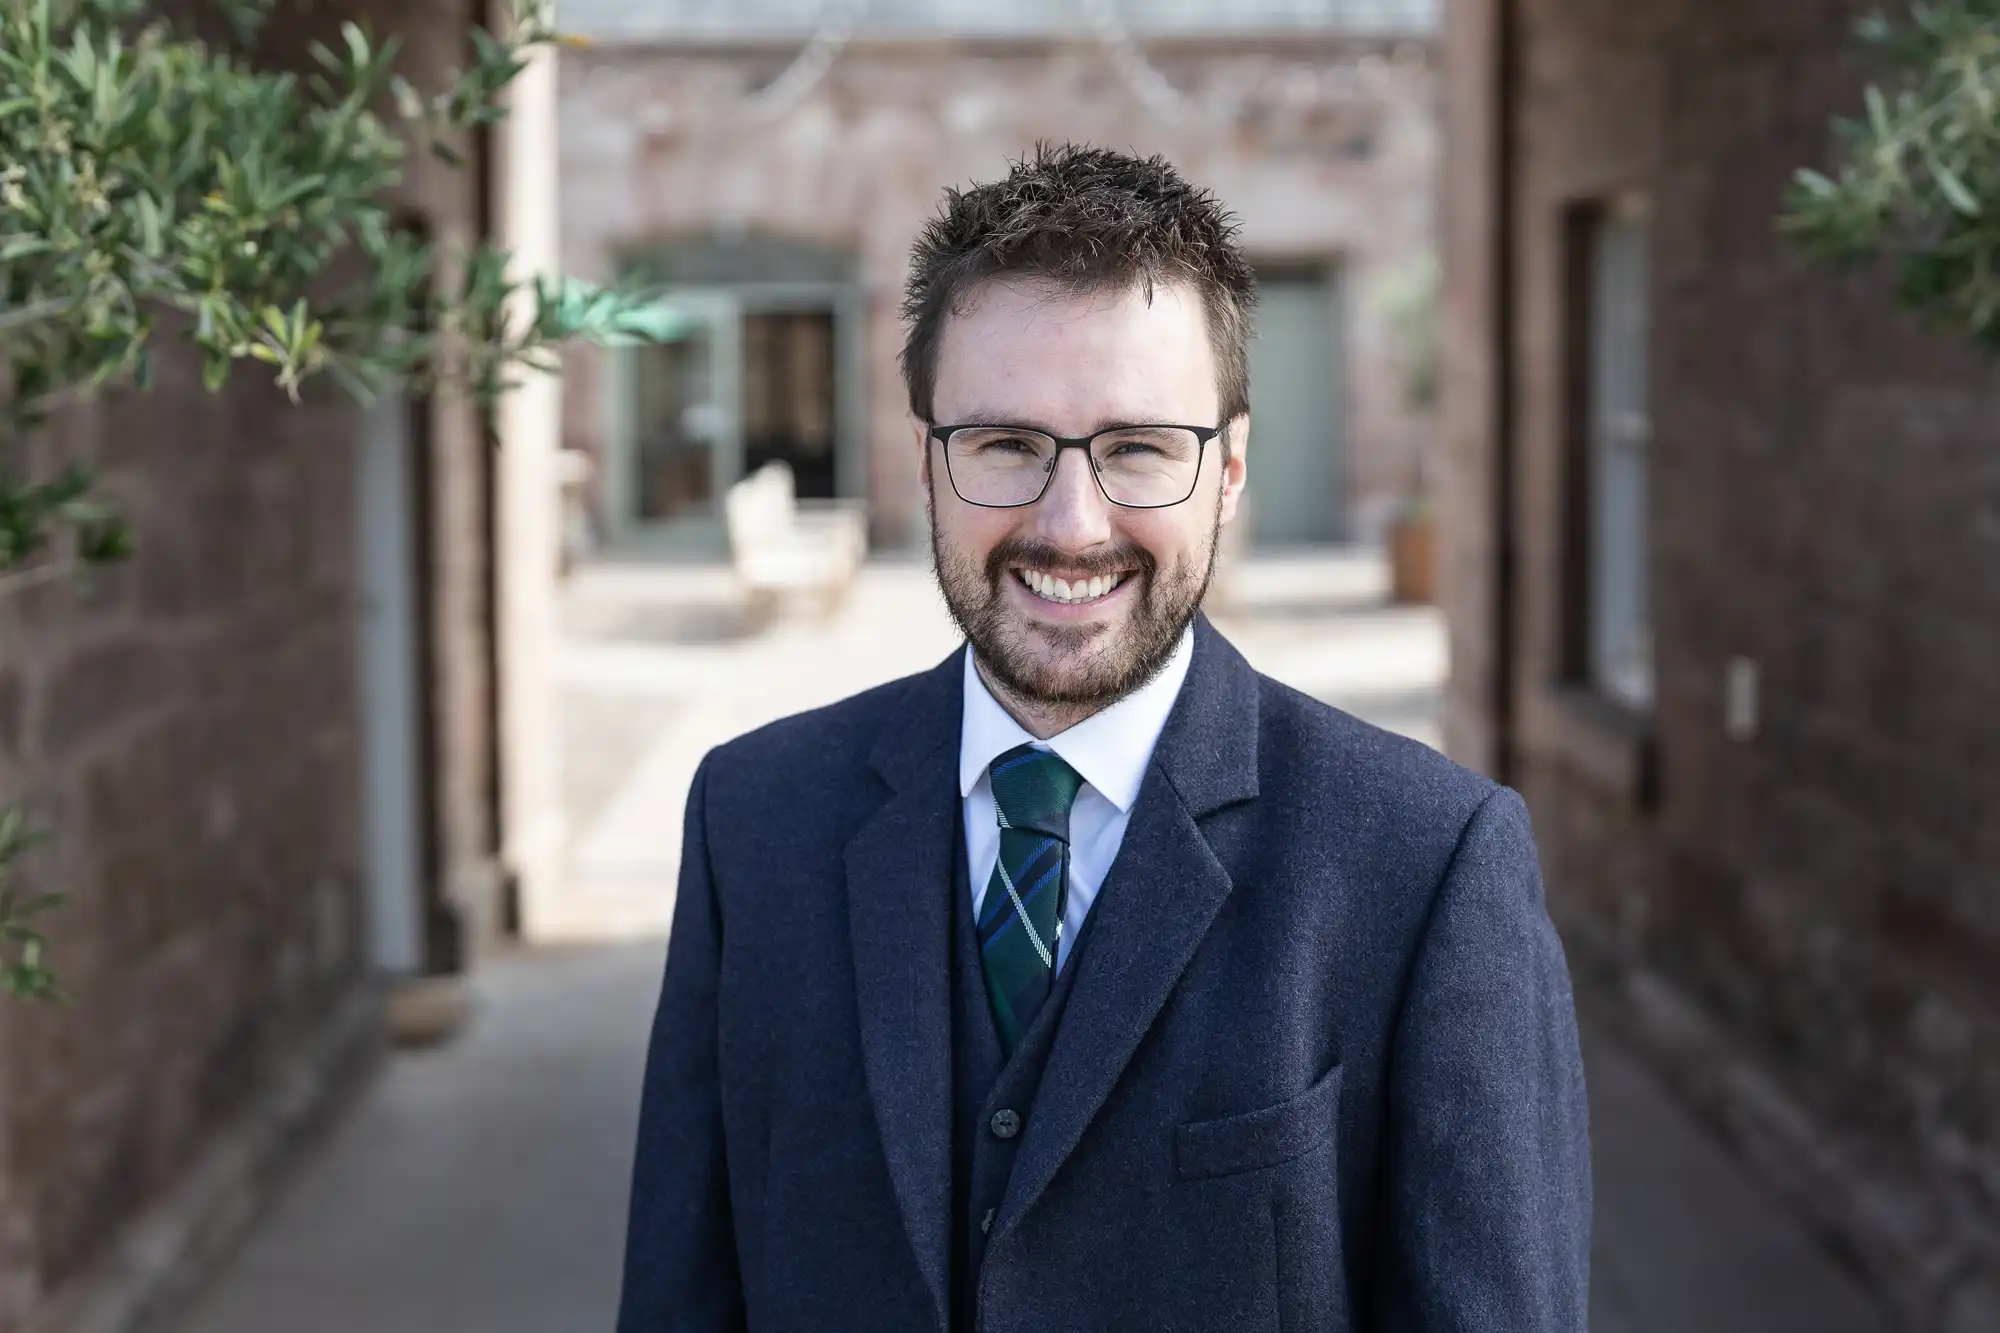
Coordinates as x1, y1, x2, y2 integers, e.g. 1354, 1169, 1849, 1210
1583, 1024, 1889, 1333
172, 550, 1893, 1333
171, 943, 660, 1333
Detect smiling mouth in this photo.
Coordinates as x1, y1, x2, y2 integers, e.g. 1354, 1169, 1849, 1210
1015, 567, 1131, 606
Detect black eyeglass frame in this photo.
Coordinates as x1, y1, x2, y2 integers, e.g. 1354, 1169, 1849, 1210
927, 422, 1226, 510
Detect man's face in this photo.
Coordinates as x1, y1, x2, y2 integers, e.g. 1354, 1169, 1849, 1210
918, 279, 1249, 711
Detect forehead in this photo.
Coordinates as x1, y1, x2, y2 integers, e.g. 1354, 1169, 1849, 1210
932, 278, 1221, 431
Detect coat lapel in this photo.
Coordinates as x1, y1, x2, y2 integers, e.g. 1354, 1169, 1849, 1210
995, 617, 1261, 1241
844, 649, 964, 1331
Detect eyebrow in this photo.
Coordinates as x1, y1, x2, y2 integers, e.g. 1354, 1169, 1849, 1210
939, 412, 1189, 434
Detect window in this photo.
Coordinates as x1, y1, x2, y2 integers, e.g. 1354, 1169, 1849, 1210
1566, 196, 1653, 712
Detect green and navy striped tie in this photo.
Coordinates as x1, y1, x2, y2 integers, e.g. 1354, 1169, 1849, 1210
979, 743, 1086, 1059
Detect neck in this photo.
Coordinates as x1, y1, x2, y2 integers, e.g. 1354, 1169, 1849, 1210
973, 655, 1109, 740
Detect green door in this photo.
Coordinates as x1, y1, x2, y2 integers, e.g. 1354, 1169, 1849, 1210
1246, 266, 1345, 545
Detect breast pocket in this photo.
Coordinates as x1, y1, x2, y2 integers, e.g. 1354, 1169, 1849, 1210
1173, 1060, 1344, 1182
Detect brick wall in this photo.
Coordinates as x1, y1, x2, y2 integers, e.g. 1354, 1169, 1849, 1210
556, 34, 1439, 549
0, 3, 496, 1327
1444, 0, 2000, 1325
0, 358, 368, 1329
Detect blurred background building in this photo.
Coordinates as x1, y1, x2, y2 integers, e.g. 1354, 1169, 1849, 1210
1444, 0, 2000, 1325
553, 0, 1441, 552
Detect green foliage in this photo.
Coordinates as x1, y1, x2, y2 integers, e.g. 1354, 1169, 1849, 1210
0, 809, 63, 1003
1782, 1, 2000, 348
0, 0, 674, 1001
0, 0, 663, 555
0, 459, 126, 566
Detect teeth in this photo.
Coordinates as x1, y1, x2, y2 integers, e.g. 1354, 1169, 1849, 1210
1019, 569, 1124, 605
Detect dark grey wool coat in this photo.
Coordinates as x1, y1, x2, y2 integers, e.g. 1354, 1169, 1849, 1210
617, 616, 1591, 1332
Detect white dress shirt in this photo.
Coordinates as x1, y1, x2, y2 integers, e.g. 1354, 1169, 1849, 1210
959, 626, 1195, 972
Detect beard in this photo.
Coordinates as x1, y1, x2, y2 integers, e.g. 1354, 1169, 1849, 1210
928, 488, 1222, 713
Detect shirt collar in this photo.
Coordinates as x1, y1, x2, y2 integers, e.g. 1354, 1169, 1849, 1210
958, 625, 1195, 812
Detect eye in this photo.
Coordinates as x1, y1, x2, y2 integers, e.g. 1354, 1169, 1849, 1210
1105, 439, 1165, 458
1096, 428, 1194, 463
951, 430, 1043, 456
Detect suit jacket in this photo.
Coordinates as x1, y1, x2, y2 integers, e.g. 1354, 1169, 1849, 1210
617, 617, 1591, 1332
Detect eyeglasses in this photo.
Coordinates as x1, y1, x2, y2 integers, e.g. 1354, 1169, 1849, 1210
929, 422, 1223, 509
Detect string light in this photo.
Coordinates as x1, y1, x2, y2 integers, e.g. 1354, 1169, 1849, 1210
580, 0, 1432, 131
741, 0, 867, 122
1086, 0, 1431, 127
1085, 0, 1194, 123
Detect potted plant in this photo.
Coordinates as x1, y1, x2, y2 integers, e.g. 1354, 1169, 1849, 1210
1386, 488, 1435, 605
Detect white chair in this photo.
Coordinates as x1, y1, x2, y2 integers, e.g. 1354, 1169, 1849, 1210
723, 461, 868, 621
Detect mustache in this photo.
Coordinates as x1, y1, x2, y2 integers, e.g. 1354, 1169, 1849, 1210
982, 536, 1157, 584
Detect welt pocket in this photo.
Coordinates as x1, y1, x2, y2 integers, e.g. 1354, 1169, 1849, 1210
1173, 1060, 1344, 1182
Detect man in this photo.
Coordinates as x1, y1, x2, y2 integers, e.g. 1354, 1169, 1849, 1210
618, 145, 1590, 1332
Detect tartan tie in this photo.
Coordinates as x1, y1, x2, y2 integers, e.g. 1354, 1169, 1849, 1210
978, 743, 1085, 1060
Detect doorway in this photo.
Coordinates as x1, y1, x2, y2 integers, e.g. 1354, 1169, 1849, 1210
1246, 263, 1347, 545
742, 308, 838, 499
601, 237, 866, 552
623, 289, 738, 527
606, 287, 862, 550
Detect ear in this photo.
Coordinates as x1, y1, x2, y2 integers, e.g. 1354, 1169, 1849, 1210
1217, 412, 1250, 526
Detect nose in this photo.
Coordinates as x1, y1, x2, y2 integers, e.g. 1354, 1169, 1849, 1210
1031, 447, 1113, 551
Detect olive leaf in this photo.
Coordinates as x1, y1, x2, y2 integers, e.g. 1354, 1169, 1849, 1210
1782, 2, 2000, 350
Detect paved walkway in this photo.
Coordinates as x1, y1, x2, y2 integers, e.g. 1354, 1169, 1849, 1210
174, 551, 1893, 1333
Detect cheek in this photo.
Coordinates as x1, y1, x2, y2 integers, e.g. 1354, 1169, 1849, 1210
936, 501, 1017, 560
1117, 513, 1204, 564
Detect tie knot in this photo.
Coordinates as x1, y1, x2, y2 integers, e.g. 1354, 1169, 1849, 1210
989, 744, 1084, 841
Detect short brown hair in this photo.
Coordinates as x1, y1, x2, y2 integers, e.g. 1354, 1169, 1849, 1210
900, 143, 1257, 427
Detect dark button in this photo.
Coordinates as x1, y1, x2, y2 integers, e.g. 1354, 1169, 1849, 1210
980, 1207, 995, 1235
989, 1108, 1022, 1140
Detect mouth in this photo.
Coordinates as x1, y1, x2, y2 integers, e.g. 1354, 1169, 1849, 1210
1013, 566, 1133, 607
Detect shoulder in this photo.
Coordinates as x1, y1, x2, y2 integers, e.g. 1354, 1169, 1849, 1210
1232, 674, 1543, 964
698, 664, 943, 805
1251, 671, 1517, 854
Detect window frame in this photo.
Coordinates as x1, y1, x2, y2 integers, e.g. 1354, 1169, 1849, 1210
1560, 192, 1655, 717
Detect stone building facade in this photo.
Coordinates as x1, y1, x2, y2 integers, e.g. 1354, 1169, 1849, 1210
554, 2, 1440, 552
0, 3, 507, 1329
1442, 0, 2000, 1326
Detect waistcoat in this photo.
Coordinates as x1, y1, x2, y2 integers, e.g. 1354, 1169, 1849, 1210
948, 827, 1096, 1332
